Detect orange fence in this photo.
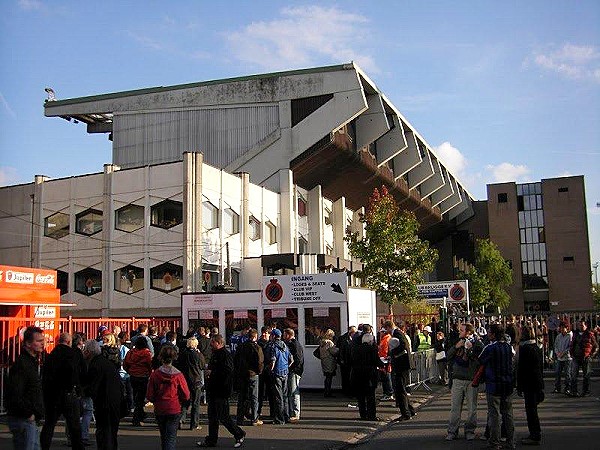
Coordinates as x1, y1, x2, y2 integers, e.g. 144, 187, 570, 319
0, 316, 180, 367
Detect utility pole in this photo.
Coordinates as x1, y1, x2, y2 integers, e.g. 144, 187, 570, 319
593, 261, 599, 285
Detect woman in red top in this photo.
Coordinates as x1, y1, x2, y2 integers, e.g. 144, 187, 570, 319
147, 345, 190, 450
123, 337, 152, 426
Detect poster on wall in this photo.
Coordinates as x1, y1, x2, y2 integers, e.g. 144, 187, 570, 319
261, 272, 348, 305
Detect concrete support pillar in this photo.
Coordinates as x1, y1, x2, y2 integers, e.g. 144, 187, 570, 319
279, 169, 295, 253
183, 152, 203, 292
240, 172, 250, 258
308, 185, 324, 253
31, 175, 48, 269
332, 197, 347, 259
102, 164, 119, 314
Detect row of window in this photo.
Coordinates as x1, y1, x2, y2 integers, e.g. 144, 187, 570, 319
44, 201, 277, 244
57, 263, 241, 296
188, 306, 341, 348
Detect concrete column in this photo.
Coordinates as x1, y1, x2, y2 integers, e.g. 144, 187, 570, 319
240, 172, 250, 258
332, 197, 347, 259
32, 175, 48, 269
308, 185, 324, 253
102, 164, 119, 314
278, 169, 294, 253
183, 152, 203, 292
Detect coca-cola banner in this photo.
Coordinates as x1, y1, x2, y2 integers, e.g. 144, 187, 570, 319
0, 265, 57, 290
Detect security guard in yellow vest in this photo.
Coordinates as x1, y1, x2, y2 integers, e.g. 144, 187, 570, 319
417, 325, 432, 351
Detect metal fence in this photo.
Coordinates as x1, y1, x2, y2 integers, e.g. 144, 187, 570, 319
408, 348, 440, 391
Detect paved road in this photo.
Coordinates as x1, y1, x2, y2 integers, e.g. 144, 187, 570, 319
1, 378, 599, 449
352, 379, 600, 450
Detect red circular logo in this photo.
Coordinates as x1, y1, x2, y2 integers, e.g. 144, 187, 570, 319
265, 278, 284, 303
449, 284, 465, 301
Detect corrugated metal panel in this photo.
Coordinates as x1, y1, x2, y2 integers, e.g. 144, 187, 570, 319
113, 106, 280, 169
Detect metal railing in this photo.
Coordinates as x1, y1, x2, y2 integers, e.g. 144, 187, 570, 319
408, 348, 439, 391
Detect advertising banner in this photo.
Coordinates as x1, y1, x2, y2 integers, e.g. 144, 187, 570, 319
417, 280, 469, 306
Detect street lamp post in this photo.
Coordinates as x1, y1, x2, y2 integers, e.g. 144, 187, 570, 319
593, 261, 599, 285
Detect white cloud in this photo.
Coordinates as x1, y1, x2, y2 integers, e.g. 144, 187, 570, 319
485, 162, 531, 183
531, 44, 600, 83
126, 31, 166, 51
0, 167, 22, 186
0, 92, 16, 118
434, 142, 467, 176
18, 0, 43, 10
226, 5, 378, 73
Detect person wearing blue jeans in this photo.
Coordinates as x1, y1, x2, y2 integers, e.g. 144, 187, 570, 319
283, 329, 304, 421
553, 322, 572, 394
156, 414, 181, 450
6, 326, 45, 450
265, 329, 292, 425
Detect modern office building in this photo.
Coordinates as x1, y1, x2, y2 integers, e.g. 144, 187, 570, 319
0, 63, 476, 317
486, 176, 593, 312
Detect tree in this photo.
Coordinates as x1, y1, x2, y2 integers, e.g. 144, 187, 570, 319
462, 238, 512, 312
593, 283, 600, 310
346, 186, 438, 314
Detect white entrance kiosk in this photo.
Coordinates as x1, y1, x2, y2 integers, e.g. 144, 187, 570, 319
181, 272, 376, 388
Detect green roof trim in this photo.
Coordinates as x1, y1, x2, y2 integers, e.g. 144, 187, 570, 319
44, 63, 354, 109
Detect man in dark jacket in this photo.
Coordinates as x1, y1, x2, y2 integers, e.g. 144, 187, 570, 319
177, 336, 206, 430
235, 328, 264, 426
337, 326, 356, 396
197, 334, 246, 448
7, 326, 45, 450
384, 320, 415, 421
283, 328, 303, 422
41, 332, 86, 450
517, 324, 544, 446
83, 339, 122, 450
479, 323, 515, 450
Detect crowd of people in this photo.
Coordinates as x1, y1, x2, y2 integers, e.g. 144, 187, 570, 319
5, 314, 598, 450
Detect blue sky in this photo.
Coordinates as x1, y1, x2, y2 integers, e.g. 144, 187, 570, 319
1, 0, 599, 268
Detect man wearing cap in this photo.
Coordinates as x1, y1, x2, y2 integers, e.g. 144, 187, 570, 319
265, 329, 293, 424
417, 326, 432, 351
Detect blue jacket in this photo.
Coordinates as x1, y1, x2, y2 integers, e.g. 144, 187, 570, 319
266, 339, 292, 377
478, 340, 514, 397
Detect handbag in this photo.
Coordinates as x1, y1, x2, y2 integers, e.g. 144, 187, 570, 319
313, 347, 321, 359
435, 350, 446, 361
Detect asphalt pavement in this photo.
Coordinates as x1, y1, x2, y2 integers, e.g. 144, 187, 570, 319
1, 377, 599, 449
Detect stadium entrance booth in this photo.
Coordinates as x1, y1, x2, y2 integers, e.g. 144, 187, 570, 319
181, 272, 376, 389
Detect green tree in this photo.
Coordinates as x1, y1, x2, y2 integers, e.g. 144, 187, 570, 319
346, 186, 438, 314
463, 238, 513, 312
593, 283, 600, 310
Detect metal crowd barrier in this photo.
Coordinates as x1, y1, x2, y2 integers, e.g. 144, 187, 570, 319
408, 348, 439, 391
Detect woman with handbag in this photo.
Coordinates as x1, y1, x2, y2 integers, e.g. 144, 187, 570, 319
319, 329, 339, 397
434, 331, 448, 385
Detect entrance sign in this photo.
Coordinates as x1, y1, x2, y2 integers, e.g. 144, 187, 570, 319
261, 272, 348, 305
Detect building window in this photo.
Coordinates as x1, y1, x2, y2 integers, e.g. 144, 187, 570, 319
298, 235, 308, 254
150, 262, 183, 293
249, 216, 261, 241
151, 200, 183, 230
203, 201, 219, 230
115, 204, 144, 232
324, 208, 333, 226
497, 193, 508, 203
75, 209, 102, 236
114, 265, 144, 294
326, 245, 333, 256
223, 208, 239, 235
74, 268, 102, 296
563, 256, 574, 262
304, 306, 341, 346
44, 212, 70, 239
558, 187, 569, 193
202, 264, 220, 292
297, 197, 307, 217
57, 270, 68, 295
266, 221, 277, 245
264, 307, 298, 337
